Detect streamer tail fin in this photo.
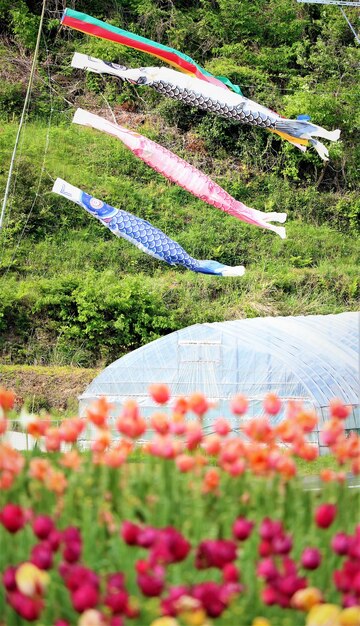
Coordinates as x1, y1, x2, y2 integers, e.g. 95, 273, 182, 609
196, 260, 245, 277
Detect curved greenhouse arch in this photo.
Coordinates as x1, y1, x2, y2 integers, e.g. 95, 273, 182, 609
79, 312, 359, 444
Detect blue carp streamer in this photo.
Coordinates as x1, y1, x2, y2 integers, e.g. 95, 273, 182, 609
52, 179, 245, 277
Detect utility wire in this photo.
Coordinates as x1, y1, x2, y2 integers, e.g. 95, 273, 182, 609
339, 6, 360, 43
0, 0, 47, 230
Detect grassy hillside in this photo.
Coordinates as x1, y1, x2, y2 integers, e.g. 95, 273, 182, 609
0, 0, 359, 367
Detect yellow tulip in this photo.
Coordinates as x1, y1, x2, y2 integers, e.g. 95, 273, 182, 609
252, 618, 272, 626
306, 604, 342, 626
15, 562, 49, 597
149, 619, 179, 626
292, 587, 323, 611
181, 609, 208, 625
78, 610, 104, 626
339, 607, 360, 626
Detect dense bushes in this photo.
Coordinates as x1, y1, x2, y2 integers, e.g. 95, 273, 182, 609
0, 0, 359, 366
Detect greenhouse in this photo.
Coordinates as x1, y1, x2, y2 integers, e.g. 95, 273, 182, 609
79, 312, 359, 447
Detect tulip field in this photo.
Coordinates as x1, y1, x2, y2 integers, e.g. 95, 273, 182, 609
0, 386, 359, 626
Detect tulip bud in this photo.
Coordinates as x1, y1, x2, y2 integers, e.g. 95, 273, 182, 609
33, 515, 55, 540
232, 517, 254, 541
149, 384, 170, 404
0, 503, 26, 533
301, 548, 322, 570
315, 503, 337, 529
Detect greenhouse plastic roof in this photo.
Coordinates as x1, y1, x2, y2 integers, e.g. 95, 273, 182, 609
80, 312, 359, 429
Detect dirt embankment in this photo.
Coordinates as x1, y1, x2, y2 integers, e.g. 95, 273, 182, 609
0, 365, 100, 413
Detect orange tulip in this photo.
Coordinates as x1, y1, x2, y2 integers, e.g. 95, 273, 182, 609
45, 469, 67, 495
151, 412, 170, 435
291, 587, 323, 611
202, 468, 220, 493
0, 417, 7, 435
0, 388, 16, 412
149, 384, 171, 404
176, 454, 196, 473
201, 434, 222, 456
86, 396, 112, 428
60, 450, 82, 471
29, 457, 51, 481
188, 393, 209, 418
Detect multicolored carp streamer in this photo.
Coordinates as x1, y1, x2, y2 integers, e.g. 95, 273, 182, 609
72, 54, 341, 161
73, 108, 287, 238
61, 8, 241, 94
52, 179, 245, 277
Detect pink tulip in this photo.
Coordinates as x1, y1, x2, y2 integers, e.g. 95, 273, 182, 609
2, 566, 17, 591
104, 589, 128, 613
262, 586, 277, 605
137, 565, 165, 597
315, 503, 337, 528
264, 393, 282, 415
222, 562, 240, 583
33, 515, 54, 540
232, 517, 254, 541
107, 573, 125, 591
195, 539, 237, 569
192, 581, 227, 617
137, 526, 158, 548
259, 518, 283, 541
175, 454, 196, 472
0, 503, 26, 533
272, 533, 293, 555
48, 529, 62, 551
331, 532, 350, 555
161, 585, 189, 616
329, 398, 351, 420
7, 590, 44, 620
230, 394, 248, 415
214, 418, 231, 436
71, 584, 99, 612
31, 542, 53, 570
301, 547, 322, 570
63, 541, 82, 563
257, 558, 278, 582
121, 520, 141, 545
109, 617, 124, 626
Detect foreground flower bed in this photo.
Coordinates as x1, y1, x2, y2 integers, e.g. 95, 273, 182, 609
0, 387, 359, 626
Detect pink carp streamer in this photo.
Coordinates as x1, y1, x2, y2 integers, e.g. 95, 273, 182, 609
73, 109, 286, 238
